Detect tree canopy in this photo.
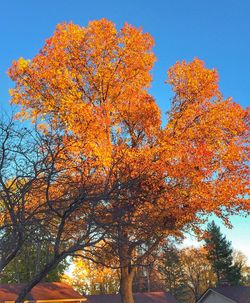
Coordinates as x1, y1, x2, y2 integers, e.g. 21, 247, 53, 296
6, 19, 250, 303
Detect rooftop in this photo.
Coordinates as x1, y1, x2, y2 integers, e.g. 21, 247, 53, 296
86, 292, 178, 303
0, 282, 86, 303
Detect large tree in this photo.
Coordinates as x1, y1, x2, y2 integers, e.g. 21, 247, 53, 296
8, 19, 250, 303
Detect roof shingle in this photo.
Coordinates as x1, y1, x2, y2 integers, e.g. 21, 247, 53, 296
213, 286, 250, 303
86, 292, 178, 303
0, 282, 85, 302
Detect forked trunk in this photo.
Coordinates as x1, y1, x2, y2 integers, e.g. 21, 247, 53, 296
120, 267, 135, 303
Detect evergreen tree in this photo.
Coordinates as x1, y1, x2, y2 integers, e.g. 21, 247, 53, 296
158, 245, 189, 303
204, 221, 242, 286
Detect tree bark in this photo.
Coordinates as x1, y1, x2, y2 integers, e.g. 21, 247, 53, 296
15, 255, 64, 303
120, 267, 135, 303
0, 236, 22, 272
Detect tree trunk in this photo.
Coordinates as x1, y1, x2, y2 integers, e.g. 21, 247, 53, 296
120, 267, 135, 303
15, 255, 64, 303
0, 234, 22, 272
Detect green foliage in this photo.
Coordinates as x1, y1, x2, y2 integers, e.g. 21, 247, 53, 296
0, 241, 69, 284
205, 221, 243, 286
158, 245, 190, 303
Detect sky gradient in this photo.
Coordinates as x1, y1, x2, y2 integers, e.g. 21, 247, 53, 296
1, 0, 250, 260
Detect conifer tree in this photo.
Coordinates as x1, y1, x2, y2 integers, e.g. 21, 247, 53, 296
205, 221, 242, 286
158, 245, 189, 302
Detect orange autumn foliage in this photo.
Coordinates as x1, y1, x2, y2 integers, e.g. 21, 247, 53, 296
7, 19, 250, 303
8, 19, 250, 237
163, 59, 250, 219
62, 258, 120, 295
9, 19, 158, 166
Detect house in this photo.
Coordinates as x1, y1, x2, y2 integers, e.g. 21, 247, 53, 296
197, 286, 250, 303
86, 292, 178, 303
0, 282, 86, 303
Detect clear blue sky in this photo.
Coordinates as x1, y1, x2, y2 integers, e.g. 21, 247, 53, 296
1, 0, 250, 259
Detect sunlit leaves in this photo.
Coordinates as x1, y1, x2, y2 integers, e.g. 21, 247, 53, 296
8, 20, 250, 236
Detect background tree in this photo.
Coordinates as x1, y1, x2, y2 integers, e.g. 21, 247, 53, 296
0, 240, 69, 284
233, 250, 250, 285
63, 258, 120, 295
156, 244, 249, 303
8, 19, 250, 303
157, 244, 188, 302
204, 221, 243, 286
132, 262, 161, 293
180, 247, 216, 302
156, 245, 216, 303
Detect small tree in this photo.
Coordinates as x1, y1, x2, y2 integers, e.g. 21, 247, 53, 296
204, 221, 243, 286
158, 245, 188, 302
